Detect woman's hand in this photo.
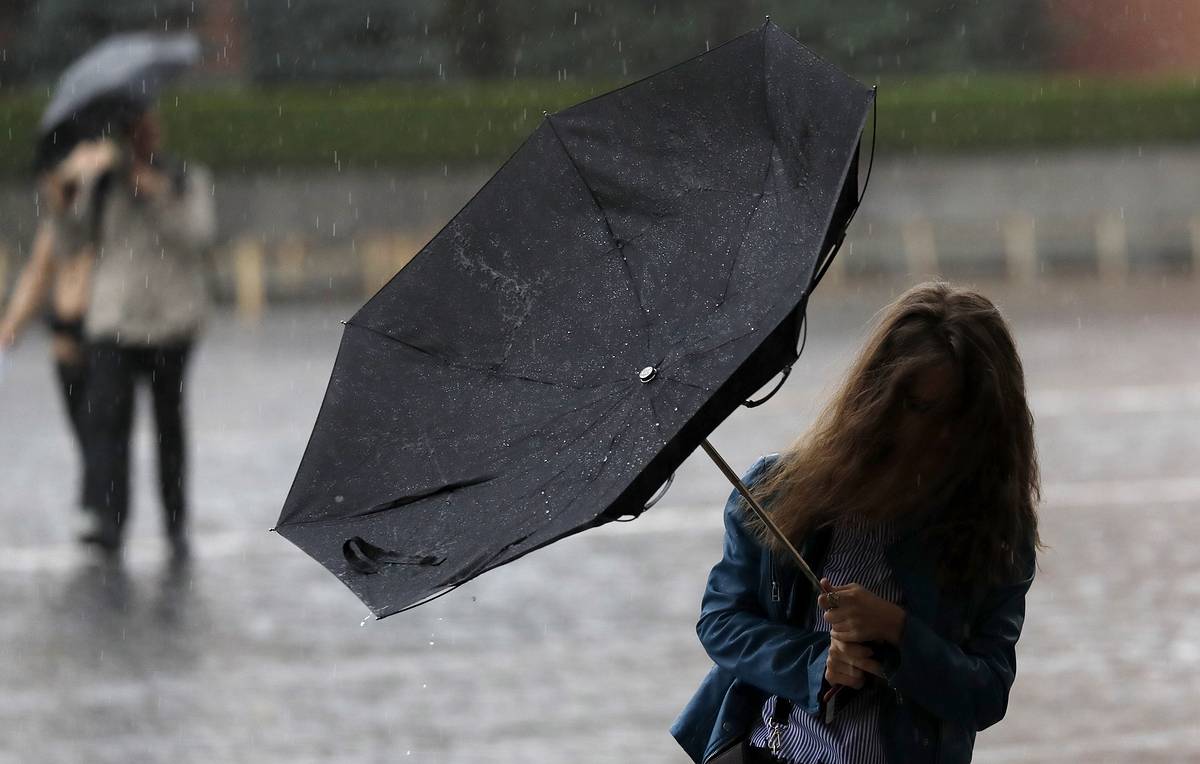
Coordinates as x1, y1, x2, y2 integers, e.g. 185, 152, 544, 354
130, 162, 169, 201
825, 636, 883, 689
0, 319, 17, 349
46, 140, 118, 213
819, 579, 907, 645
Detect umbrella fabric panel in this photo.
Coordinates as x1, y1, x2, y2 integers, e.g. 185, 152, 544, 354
36, 33, 200, 173
278, 333, 666, 616
551, 31, 771, 215
547, 25, 871, 395
350, 121, 639, 388
764, 26, 874, 199
278, 326, 632, 529
40, 33, 200, 131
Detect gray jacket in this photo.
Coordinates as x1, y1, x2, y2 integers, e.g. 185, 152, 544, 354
56, 157, 216, 345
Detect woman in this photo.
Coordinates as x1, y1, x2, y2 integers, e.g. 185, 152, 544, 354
0, 140, 118, 518
672, 282, 1041, 764
67, 107, 216, 558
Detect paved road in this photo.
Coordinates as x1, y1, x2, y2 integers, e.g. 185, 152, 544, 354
1, 279, 1197, 763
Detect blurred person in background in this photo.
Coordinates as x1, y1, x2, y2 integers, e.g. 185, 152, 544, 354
58, 107, 216, 561
673, 282, 1041, 764
0, 140, 119, 529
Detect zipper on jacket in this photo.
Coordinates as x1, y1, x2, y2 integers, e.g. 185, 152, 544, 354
770, 551, 781, 602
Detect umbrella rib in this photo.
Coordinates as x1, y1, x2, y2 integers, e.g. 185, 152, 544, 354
535, 394, 642, 521
490, 392, 639, 543
498, 384, 632, 453
577, 394, 660, 519
555, 392, 637, 479
645, 386, 670, 442
542, 116, 654, 357
712, 190, 766, 313
279, 386, 636, 531
703, 25, 784, 318
680, 324, 759, 359
714, 141, 777, 310
663, 375, 708, 393
344, 320, 607, 391
663, 149, 786, 367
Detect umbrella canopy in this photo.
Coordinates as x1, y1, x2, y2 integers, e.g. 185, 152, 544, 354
35, 33, 200, 172
276, 21, 875, 619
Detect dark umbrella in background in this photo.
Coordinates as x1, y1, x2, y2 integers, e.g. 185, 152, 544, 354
34, 32, 200, 173
275, 20, 875, 619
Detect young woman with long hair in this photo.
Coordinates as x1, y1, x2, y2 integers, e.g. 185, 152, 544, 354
672, 281, 1041, 764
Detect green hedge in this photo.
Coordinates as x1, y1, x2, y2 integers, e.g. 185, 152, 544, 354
874, 75, 1200, 152
2, 76, 1198, 176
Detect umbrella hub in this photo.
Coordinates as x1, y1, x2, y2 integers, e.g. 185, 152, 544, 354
638, 366, 658, 383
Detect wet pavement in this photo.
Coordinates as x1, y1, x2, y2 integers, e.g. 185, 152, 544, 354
1, 279, 1198, 763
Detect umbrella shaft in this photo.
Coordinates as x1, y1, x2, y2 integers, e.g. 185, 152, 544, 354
700, 440, 823, 592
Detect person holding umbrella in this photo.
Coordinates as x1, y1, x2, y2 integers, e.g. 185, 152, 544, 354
1, 33, 199, 541
69, 103, 215, 560
672, 282, 1041, 764
16, 32, 212, 554
0, 141, 117, 522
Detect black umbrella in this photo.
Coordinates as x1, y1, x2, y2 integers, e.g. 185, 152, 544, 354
35, 33, 200, 173
275, 20, 875, 619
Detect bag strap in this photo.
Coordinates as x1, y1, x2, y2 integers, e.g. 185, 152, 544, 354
771, 696, 793, 727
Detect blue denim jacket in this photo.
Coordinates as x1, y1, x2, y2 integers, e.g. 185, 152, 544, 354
670, 455, 1035, 764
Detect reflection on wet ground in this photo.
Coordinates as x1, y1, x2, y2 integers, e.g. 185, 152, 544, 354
1, 281, 1198, 763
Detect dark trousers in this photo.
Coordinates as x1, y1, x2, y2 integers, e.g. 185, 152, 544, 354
54, 358, 90, 505
84, 340, 193, 545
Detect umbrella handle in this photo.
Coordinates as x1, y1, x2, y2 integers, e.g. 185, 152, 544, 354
701, 443, 844, 716
700, 440, 823, 592
819, 578, 845, 720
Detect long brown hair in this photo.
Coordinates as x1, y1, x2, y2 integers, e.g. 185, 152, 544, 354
748, 281, 1041, 588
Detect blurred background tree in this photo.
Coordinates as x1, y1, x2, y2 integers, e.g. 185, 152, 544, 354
0, 0, 197, 83
1, 0, 1056, 85
244, 0, 445, 82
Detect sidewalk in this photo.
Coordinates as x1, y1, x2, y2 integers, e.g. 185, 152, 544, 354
0, 281, 1197, 762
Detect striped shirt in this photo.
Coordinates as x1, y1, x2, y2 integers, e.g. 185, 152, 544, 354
748, 517, 902, 764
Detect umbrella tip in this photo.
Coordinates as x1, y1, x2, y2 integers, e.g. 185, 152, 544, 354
764, 14, 771, 23
542, 109, 550, 118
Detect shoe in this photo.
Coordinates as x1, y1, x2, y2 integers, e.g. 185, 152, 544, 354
168, 533, 191, 564
79, 530, 122, 556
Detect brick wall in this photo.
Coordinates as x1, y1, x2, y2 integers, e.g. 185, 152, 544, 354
1046, 0, 1200, 75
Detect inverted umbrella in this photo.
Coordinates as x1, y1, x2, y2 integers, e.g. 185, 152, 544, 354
275, 20, 875, 619
35, 32, 200, 172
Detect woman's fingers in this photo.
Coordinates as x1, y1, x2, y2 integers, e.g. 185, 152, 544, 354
825, 667, 852, 688
818, 590, 846, 610
822, 607, 848, 624
831, 639, 871, 659
828, 639, 882, 686
820, 582, 866, 609
827, 663, 865, 689
848, 655, 884, 678
829, 626, 860, 642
